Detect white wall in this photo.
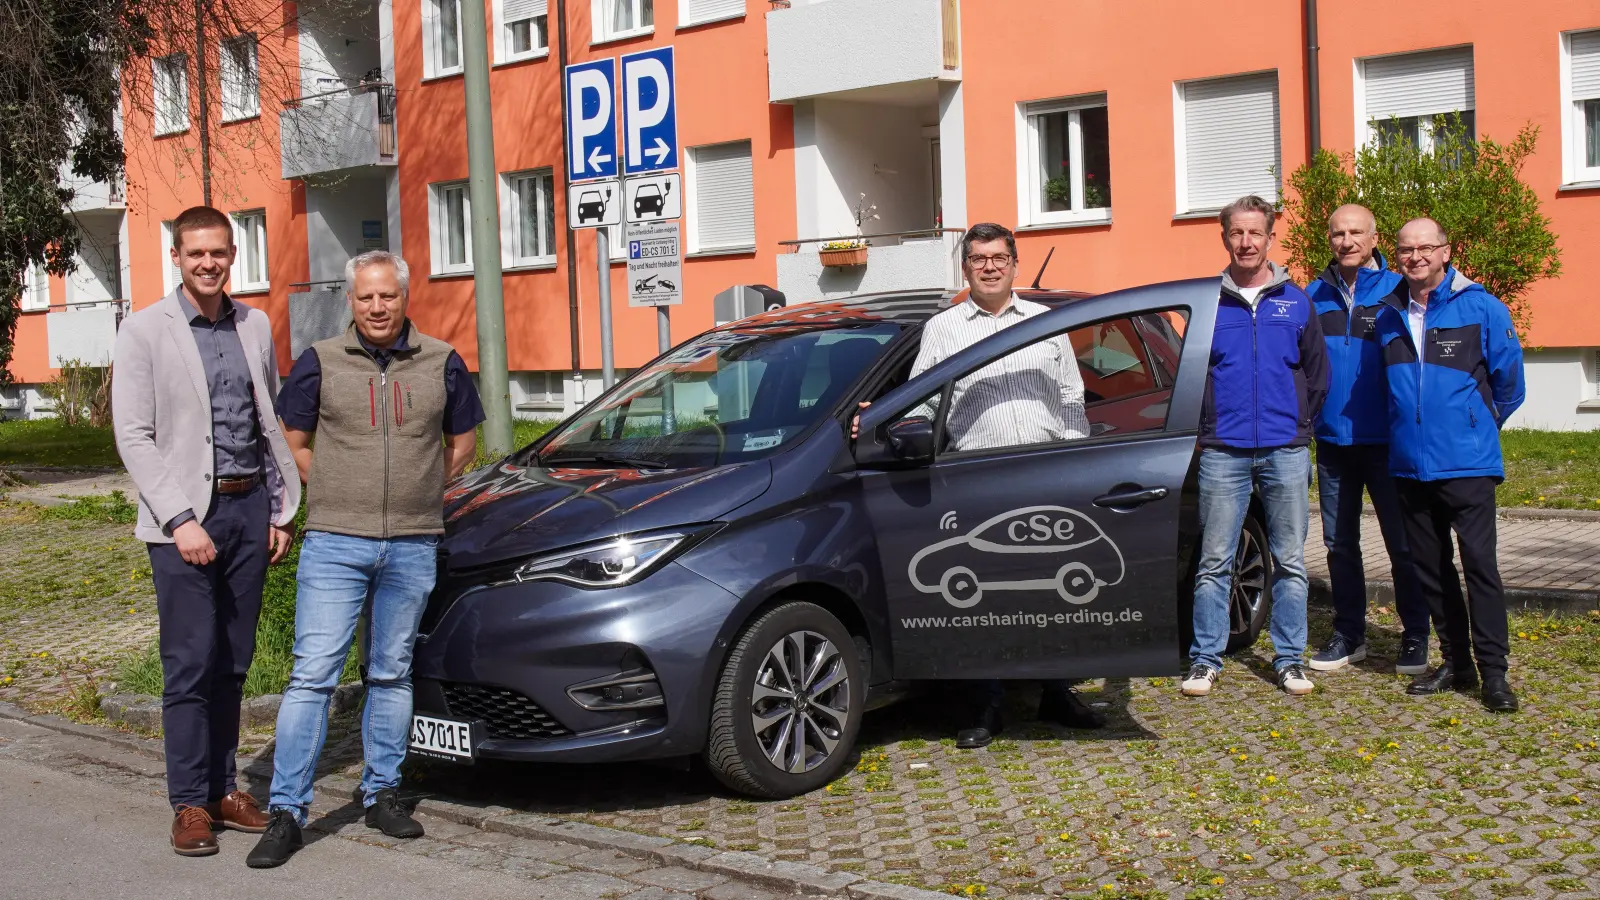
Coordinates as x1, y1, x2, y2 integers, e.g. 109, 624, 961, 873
767, 0, 947, 102
305, 174, 390, 284
796, 98, 937, 241
1504, 348, 1600, 431
299, 0, 383, 97
776, 236, 958, 302
66, 214, 124, 305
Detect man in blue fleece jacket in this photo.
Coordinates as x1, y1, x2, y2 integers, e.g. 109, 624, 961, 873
1306, 204, 1431, 676
1182, 196, 1329, 699
1376, 218, 1524, 713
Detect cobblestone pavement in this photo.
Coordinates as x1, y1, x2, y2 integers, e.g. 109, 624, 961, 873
0, 714, 810, 900
0, 503, 156, 708
1305, 511, 1600, 595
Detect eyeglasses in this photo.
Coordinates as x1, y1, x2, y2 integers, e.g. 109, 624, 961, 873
1395, 244, 1447, 259
965, 254, 1014, 270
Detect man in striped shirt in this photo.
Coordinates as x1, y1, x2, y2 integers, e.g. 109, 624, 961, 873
861, 222, 1100, 748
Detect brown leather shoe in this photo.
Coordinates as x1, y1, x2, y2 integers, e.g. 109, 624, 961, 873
171, 806, 219, 856
207, 791, 270, 833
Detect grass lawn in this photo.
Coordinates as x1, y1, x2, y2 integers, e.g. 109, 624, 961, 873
1497, 429, 1600, 509
0, 419, 121, 467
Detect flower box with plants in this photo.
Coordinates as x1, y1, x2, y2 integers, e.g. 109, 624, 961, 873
818, 239, 868, 268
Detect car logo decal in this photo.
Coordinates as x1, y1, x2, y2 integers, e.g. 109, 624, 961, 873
907, 505, 1126, 610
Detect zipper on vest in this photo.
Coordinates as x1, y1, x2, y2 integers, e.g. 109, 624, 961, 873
381, 369, 390, 535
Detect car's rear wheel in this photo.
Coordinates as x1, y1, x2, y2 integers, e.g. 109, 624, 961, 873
1055, 562, 1099, 605
705, 601, 864, 798
1224, 512, 1273, 654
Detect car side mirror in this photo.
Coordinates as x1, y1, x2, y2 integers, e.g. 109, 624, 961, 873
885, 417, 935, 464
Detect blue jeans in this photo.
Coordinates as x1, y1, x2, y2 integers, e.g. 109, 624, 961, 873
269, 531, 438, 824
1190, 446, 1310, 673
1316, 441, 1430, 645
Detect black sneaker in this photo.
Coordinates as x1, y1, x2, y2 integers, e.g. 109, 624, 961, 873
245, 809, 303, 869
1308, 634, 1367, 672
365, 788, 425, 839
1395, 635, 1429, 675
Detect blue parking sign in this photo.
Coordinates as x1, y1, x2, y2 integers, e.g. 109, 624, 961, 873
564, 59, 617, 182
621, 47, 677, 175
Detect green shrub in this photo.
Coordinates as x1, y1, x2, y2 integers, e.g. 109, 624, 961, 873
39, 489, 137, 524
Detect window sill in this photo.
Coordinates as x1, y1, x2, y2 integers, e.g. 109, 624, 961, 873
677, 12, 745, 30
1017, 215, 1111, 233
231, 287, 271, 296
1173, 208, 1223, 221
154, 126, 191, 138
221, 113, 261, 126
591, 27, 654, 47
686, 244, 756, 259
503, 260, 559, 272
1557, 180, 1600, 193
495, 49, 550, 67
430, 270, 476, 280
421, 69, 465, 84
515, 401, 566, 412
1577, 399, 1600, 411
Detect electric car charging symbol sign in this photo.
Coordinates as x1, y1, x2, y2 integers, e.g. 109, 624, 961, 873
908, 506, 1126, 609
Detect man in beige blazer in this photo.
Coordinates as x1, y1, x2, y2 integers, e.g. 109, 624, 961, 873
112, 206, 300, 857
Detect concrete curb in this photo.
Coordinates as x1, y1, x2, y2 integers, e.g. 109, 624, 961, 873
1308, 576, 1600, 614
1309, 502, 1600, 522
98, 682, 366, 732
0, 700, 951, 900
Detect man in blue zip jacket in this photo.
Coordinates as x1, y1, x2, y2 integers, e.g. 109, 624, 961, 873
1182, 195, 1329, 699
1306, 204, 1431, 675
1376, 217, 1524, 713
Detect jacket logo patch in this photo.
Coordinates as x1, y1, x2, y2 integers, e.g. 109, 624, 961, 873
1269, 299, 1294, 318
1436, 339, 1462, 359
1506, 329, 1515, 340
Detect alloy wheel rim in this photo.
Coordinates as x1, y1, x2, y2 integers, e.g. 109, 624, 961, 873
750, 630, 851, 774
1230, 527, 1267, 634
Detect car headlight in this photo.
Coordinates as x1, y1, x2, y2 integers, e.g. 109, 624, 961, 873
509, 532, 693, 589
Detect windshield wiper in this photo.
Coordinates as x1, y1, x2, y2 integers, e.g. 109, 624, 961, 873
542, 453, 672, 469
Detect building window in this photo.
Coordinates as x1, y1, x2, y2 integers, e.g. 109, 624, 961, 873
688, 140, 755, 252
497, 0, 548, 61
230, 210, 269, 293
430, 181, 473, 274
423, 0, 464, 77
1020, 94, 1111, 227
1174, 71, 1280, 214
220, 35, 259, 122
20, 263, 50, 312
681, 0, 742, 27
1563, 30, 1600, 184
594, 0, 653, 42
515, 371, 567, 411
153, 54, 190, 136
501, 169, 556, 267
160, 220, 182, 294
1359, 46, 1475, 152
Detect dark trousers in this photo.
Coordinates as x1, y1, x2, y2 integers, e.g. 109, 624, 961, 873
1394, 476, 1510, 676
1315, 442, 1430, 643
974, 679, 1074, 708
148, 484, 269, 810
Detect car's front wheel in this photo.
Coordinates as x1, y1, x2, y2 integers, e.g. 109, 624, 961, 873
705, 601, 864, 798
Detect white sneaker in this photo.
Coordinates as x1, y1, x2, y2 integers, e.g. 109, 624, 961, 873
1277, 664, 1315, 695
1181, 664, 1219, 696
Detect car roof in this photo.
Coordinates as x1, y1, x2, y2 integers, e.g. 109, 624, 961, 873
709, 287, 1098, 333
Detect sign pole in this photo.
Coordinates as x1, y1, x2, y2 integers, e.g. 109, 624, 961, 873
460, 0, 512, 455
657, 306, 670, 353
597, 227, 615, 389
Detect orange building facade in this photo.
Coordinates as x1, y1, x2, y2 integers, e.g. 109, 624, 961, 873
7, 0, 1600, 428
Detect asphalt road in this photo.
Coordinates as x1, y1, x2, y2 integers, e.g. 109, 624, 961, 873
0, 756, 562, 900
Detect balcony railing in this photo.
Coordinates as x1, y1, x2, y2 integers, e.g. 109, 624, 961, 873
766, 0, 956, 103
776, 227, 965, 300
280, 83, 397, 180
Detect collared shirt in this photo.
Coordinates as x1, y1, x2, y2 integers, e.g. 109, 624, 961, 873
175, 291, 262, 478
910, 294, 1090, 452
1408, 291, 1429, 354
276, 320, 486, 436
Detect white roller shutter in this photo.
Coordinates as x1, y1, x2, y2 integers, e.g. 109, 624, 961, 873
692, 141, 755, 250
21, 264, 50, 312
503, 0, 546, 23
686, 0, 743, 24
1364, 47, 1475, 120
1572, 30, 1600, 101
1181, 72, 1280, 211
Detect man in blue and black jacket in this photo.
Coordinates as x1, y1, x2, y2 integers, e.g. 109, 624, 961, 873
1182, 196, 1329, 699
1306, 204, 1431, 676
1376, 218, 1524, 713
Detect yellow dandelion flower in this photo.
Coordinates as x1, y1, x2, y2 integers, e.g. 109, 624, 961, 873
1212, 877, 1226, 885
1269, 730, 1280, 738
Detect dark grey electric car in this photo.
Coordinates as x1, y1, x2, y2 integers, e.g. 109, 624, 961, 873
409, 279, 1273, 798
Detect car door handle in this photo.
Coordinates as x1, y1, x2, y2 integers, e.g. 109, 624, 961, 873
1092, 486, 1169, 508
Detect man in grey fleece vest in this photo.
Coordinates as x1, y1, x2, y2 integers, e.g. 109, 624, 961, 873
249, 250, 484, 868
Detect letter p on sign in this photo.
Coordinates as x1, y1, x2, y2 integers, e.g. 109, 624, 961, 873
622, 47, 677, 175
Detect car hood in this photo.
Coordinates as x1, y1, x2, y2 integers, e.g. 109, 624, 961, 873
440, 460, 774, 571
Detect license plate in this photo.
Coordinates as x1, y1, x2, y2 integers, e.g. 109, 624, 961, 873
408, 714, 479, 763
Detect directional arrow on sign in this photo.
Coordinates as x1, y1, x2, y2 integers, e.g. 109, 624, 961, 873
645, 137, 670, 165
588, 145, 613, 172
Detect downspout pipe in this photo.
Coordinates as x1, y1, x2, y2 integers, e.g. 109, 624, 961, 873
556, 0, 583, 394
1305, 0, 1321, 155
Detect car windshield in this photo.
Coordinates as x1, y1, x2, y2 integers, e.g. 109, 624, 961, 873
536, 322, 903, 468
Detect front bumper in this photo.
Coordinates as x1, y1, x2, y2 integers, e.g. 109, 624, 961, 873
411, 560, 742, 763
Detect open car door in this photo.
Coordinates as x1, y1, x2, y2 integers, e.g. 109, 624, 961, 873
853, 279, 1219, 680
